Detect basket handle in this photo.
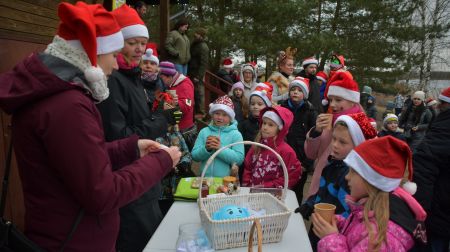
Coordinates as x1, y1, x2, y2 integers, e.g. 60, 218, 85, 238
197, 141, 288, 200
248, 219, 263, 252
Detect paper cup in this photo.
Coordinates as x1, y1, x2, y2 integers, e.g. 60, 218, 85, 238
314, 203, 336, 223
321, 113, 333, 130
167, 90, 177, 97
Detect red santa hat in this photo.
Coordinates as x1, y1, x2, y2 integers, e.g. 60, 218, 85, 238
223, 58, 234, 68
250, 82, 273, 106
289, 77, 310, 99
209, 95, 235, 120
334, 112, 377, 146
439, 86, 450, 103
344, 136, 416, 194
302, 57, 319, 67
112, 4, 149, 39
425, 97, 437, 107
322, 71, 360, 105
57, 2, 123, 87
316, 71, 328, 83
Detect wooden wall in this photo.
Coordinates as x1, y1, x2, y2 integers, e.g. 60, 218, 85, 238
0, 0, 105, 232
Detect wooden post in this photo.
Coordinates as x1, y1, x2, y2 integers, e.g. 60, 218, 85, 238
159, 0, 170, 60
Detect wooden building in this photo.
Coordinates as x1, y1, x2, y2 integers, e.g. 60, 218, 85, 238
0, 0, 104, 231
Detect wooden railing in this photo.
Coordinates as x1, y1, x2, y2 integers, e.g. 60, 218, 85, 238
203, 70, 233, 111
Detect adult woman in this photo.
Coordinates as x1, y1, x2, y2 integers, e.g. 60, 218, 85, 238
96, 5, 174, 252
0, 2, 180, 251
268, 47, 296, 104
399, 90, 432, 151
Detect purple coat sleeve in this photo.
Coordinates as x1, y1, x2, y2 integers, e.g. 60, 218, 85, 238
106, 135, 139, 171
45, 99, 173, 214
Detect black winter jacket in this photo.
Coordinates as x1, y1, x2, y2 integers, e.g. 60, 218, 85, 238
297, 70, 322, 113
281, 99, 317, 171
238, 114, 259, 155
413, 109, 450, 238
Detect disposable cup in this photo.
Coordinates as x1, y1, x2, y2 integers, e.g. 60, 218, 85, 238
314, 203, 336, 223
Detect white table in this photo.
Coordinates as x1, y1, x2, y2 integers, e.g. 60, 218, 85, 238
143, 188, 312, 251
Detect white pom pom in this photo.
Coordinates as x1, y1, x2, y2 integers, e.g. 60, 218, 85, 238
322, 99, 329, 106
402, 181, 417, 195
84, 66, 105, 83
146, 48, 153, 56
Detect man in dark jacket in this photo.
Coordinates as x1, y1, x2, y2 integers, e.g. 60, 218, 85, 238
413, 87, 450, 252
296, 57, 322, 113
188, 27, 209, 115
0, 2, 180, 251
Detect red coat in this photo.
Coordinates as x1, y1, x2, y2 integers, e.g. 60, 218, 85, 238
0, 53, 173, 252
169, 73, 194, 131
242, 106, 302, 189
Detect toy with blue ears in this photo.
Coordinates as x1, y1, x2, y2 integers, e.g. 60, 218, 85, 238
212, 205, 250, 220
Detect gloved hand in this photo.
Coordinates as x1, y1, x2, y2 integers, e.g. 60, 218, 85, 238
295, 203, 314, 220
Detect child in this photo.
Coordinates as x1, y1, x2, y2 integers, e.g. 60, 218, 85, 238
141, 48, 165, 107
305, 72, 365, 199
312, 136, 427, 251
238, 83, 272, 155
242, 106, 302, 189
378, 114, 406, 142
192, 95, 245, 177
229, 82, 249, 123
299, 113, 377, 250
281, 77, 317, 203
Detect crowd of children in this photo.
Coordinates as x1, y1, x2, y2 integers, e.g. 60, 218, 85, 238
1, 2, 448, 250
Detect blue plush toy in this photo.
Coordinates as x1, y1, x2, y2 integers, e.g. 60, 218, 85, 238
212, 205, 250, 220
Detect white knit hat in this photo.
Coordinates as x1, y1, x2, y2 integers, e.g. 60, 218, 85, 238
142, 48, 159, 65
413, 91, 425, 101
383, 113, 398, 126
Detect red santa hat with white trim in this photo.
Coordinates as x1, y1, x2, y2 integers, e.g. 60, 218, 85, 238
322, 71, 360, 106
57, 2, 124, 98
439, 86, 450, 104
289, 77, 310, 99
112, 4, 149, 39
334, 112, 377, 146
344, 136, 417, 194
223, 58, 234, 68
302, 57, 319, 68
250, 82, 273, 106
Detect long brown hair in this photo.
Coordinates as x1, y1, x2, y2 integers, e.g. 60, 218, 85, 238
231, 90, 249, 119
362, 179, 390, 251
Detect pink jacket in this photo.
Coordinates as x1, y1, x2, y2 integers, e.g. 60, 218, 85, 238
304, 128, 332, 197
305, 105, 365, 198
318, 191, 424, 252
242, 106, 302, 189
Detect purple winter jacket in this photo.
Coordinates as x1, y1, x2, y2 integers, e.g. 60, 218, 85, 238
318, 188, 426, 252
0, 53, 173, 252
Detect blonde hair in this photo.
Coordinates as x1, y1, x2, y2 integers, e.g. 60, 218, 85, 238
252, 131, 278, 155
362, 178, 390, 251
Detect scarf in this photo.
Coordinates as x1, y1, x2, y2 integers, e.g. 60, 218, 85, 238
117, 53, 139, 70
142, 71, 158, 82
44, 36, 109, 102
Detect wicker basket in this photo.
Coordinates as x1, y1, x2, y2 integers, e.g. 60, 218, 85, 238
198, 141, 292, 250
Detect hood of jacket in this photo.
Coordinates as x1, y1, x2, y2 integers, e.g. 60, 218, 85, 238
0, 53, 85, 114
239, 63, 257, 89
259, 106, 293, 145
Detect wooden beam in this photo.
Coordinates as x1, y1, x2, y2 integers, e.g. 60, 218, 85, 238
159, 0, 169, 60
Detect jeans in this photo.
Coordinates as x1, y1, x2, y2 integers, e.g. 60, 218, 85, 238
174, 64, 188, 75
